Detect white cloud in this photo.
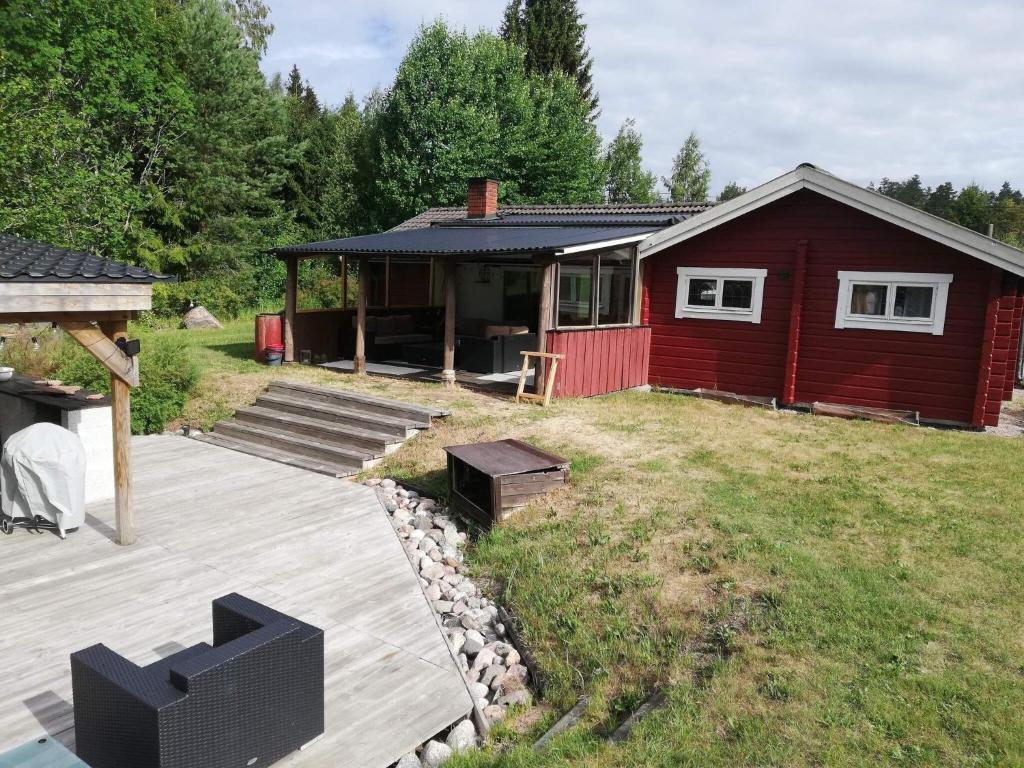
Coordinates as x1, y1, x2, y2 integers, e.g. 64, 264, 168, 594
261, 0, 1024, 195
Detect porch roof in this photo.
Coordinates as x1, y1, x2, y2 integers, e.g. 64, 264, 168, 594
274, 223, 660, 258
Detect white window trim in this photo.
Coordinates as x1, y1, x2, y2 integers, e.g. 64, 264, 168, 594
834, 271, 953, 335
675, 267, 767, 323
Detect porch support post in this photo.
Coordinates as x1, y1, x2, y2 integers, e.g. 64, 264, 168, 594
354, 256, 368, 375
341, 255, 348, 310
782, 240, 809, 405
284, 255, 298, 363
442, 261, 457, 388
106, 320, 134, 546
535, 261, 555, 394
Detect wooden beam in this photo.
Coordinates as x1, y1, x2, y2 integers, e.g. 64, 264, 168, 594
284, 256, 298, 363
442, 262, 457, 388
354, 256, 368, 375
535, 262, 555, 394
106, 320, 135, 546
0, 311, 134, 324
60, 321, 139, 388
0, 283, 152, 313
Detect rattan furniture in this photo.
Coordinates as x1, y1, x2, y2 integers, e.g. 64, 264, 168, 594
71, 593, 324, 768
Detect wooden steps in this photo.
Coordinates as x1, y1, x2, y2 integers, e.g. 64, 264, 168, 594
192, 381, 449, 477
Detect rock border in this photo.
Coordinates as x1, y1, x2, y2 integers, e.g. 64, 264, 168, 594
367, 478, 535, 767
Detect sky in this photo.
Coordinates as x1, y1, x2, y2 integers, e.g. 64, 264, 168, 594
260, 0, 1024, 197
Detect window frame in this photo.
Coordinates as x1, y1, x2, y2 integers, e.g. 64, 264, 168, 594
674, 267, 767, 323
834, 271, 953, 335
554, 248, 639, 329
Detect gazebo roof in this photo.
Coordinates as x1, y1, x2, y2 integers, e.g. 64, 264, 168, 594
0, 234, 173, 283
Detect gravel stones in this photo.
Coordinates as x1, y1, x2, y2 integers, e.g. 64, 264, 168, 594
372, 477, 533, 734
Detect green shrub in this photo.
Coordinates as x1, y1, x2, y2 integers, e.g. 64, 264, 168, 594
151, 278, 244, 320
54, 332, 199, 435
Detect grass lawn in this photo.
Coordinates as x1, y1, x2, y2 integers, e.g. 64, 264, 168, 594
172, 317, 1024, 767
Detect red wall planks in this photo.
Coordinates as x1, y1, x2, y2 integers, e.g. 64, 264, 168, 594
546, 326, 651, 397
645, 189, 1011, 426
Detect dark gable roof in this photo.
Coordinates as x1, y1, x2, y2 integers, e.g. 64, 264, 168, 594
0, 234, 174, 283
276, 201, 715, 258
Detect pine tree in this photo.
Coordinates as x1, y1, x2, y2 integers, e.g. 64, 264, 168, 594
603, 119, 657, 203
500, 0, 598, 118
663, 132, 711, 202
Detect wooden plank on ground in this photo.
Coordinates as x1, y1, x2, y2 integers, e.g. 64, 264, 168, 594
811, 401, 920, 425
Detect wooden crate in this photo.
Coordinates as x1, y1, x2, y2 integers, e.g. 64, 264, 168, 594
445, 439, 569, 524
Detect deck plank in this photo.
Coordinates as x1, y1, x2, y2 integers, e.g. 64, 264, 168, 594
0, 435, 471, 767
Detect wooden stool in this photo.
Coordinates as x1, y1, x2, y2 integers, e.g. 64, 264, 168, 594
515, 351, 563, 406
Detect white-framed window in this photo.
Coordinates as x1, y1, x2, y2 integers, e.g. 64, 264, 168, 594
555, 248, 637, 328
674, 267, 767, 323
834, 271, 953, 335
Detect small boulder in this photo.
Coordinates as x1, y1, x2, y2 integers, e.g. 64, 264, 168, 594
497, 689, 531, 707
381, 479, 396, 489
421, 562, 446, 580
481, 663, 506, 688
445, 719, 478, 754
469, 681, 490, 700
419, 740, 452, 768
395, 754, 422, 768
483, 704, 506, 723
424, 583, 442, 601
182, 305, 223, 330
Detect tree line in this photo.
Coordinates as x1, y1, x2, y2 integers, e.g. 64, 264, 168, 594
870, 176, 1024, 246
1, 0, 1018, 315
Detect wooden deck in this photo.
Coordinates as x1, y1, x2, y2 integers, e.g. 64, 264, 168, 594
0, 435, 472, 767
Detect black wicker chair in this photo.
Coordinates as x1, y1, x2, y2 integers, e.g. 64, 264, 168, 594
70, 593, 324, 768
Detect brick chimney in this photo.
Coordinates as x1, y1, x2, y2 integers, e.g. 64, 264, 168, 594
467, 178, 498, 218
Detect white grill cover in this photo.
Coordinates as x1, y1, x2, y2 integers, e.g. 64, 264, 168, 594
2, 423, 86, 536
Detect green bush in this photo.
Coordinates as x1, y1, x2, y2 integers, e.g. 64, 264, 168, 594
149, 257, 288, 321
54, 332, 199, 435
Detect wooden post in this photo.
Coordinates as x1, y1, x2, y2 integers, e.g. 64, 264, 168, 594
284, 256, 298, 363
781, 240, 809, 405
106, 320, 134, 546
442, 261, 457, 388
535, 262, 555, 394
341, 255, 348, 311
354, 256, 368, 375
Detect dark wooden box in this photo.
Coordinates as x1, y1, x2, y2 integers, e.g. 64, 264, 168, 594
444, 439, 570, 524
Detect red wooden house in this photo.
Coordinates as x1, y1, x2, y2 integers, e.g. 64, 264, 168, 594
638, 164, 1024, 428
274, 166, 1024, 428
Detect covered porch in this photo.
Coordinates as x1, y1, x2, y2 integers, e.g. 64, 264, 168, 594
276, 200, 656, 398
